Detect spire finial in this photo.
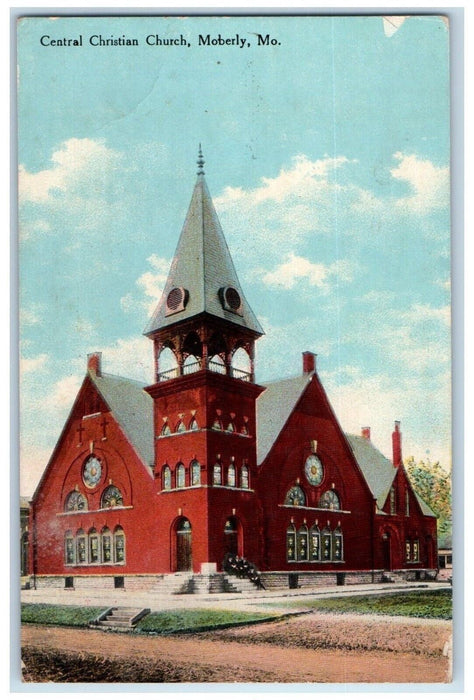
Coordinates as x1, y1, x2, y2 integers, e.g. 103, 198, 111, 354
197, 143, 205, 176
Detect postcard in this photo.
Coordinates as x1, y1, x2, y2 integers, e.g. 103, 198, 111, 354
17, 13, 453, 686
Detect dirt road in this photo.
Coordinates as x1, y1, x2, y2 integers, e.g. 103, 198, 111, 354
21, 612, 452, 684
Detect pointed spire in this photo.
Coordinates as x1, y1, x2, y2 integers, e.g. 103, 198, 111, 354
144, 153, 263, 338
196, 143, 205, 176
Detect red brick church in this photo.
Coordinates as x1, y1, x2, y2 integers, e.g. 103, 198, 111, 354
28, 150, 437, 591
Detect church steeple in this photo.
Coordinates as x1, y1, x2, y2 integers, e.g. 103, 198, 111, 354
144, 148, 263, 338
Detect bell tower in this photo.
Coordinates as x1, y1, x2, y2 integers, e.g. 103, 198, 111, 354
145, 148, 264, 573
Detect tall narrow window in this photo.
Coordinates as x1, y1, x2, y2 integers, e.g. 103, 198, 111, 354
114, 527, 125, 563
405, 540, 411, 562
227, 463, 236, 487
405, 491, 410, 516
163, 465, 171, 491
176, 463, 186, 488
322, 527, 332, 561
241, 464, 249, 489
191, 459, 201, 486
89, 529, 99, 563
333, 527, 343, 561
102, 527, 112, 563
65, 531, 75, 565
297, 525, 309, 561
76, 529, 87, 564
390, 486, 396, 515
309, 524, 320, 561
413, 540, 420, 562
286, 524, 296, 562
213, 463, 222, 485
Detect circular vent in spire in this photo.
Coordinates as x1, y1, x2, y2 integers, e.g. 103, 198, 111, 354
165, 287, 189, 316
219, 286, 243, 315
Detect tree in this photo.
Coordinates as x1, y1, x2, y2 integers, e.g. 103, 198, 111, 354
405, 457, 452, 538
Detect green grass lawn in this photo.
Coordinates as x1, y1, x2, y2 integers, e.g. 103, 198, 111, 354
283, 589, 452, 619
134, 608, 279, 634
21, 603, 105, 627
21, 603, 279, 633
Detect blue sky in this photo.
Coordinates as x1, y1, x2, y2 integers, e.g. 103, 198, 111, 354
18, 15, 451, 496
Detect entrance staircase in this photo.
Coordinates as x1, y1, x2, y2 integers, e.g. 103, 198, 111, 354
93, 606, 150, 630
147, 572, 262, 595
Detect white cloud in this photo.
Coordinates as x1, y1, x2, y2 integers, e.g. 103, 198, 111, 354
121, 254, 170, 317
20, 353, 48, 374
19, 138, 123, 204
391, 152, 449, 213
98, 335, 153, 384
262, 254, 355, 291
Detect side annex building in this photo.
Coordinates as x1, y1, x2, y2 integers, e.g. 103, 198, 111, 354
28, 152, 438, 591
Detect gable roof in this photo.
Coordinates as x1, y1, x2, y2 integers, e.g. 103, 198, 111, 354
144, 171, 263, 337
345, 434, 398, 511
91, 372, 154, 471
256, 374, 312, 464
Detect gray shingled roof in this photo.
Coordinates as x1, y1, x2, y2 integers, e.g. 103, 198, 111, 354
345, 434, 398, 511
256, 374, 313, 464
144, 174, 263, 336
92, 372, 154, 472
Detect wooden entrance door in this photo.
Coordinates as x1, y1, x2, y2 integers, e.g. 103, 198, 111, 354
224, 517, 239, 556
176, 519, 192, 571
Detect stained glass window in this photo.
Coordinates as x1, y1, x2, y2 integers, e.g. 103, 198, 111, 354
177, 463, 186, 488
163, 465, 171, 490
65, 532, 74, 564
322, 528, 332, 561
191, 459, 201, 486
227, 464, 236, 487
102, 528, 112, 563
161, 422, 171, 436
310, 525, 320, 561
285, 485, 306, 506
176, 420, 186, 433
413, 540, 419, 561
286, 524, 296, 562
89, 530, 99, 563
241, 465, 249, 489
114, 528, 125, 563
390, 487, 396, 515
189, 417, 199, 431
213, 463, 222, 485
333, 528, 343, 561
65, 490, 88, 512
77, 530, 87, 563
318, 490, 340, 510
297, 525, 309, 561
101, 485, 123, 509
405, 540, 411, 561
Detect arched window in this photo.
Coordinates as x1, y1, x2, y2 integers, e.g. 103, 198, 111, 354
389, 486, 396, 514
176, 419, 186, 433
161, 422, 171, 436
176, 463, 186, 488
285, 485, 306, 506
191, 459, 201, 486
227, 463, 236, 487
158, 346, 179, 381
76, 529, 87, 564
309, 524, 321, 561
286, 524, 296, 562
102, 527, 112, 563
65, 490, 88, 512
333, 527, 343, 561
213, 463, 222, 485
297, 525, 309, 561
231, 347, 251, 381
89, 528, 99, 563
209, 354, 226, 375
101, 485, 123, 509
162, 465, 171, 491
212, 417, 223, 430
183, 354, 200, 375
240, 424, 249, 436
241, 464, 249, 489
114, 527, 125, 563
318, 490, 340, 510
189, 416, 199, 431
322, 527, 332, 561
64, 531, 75, 565
226, 421, 236, 433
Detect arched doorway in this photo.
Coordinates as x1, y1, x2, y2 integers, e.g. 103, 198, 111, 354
176, 518, 192, 571
224, 517, 241, 557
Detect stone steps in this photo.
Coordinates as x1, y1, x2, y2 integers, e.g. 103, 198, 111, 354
93, 606, 150, 630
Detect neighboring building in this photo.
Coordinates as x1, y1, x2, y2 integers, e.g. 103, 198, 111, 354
20, 497, 30, 584
28, 151, 438, 590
